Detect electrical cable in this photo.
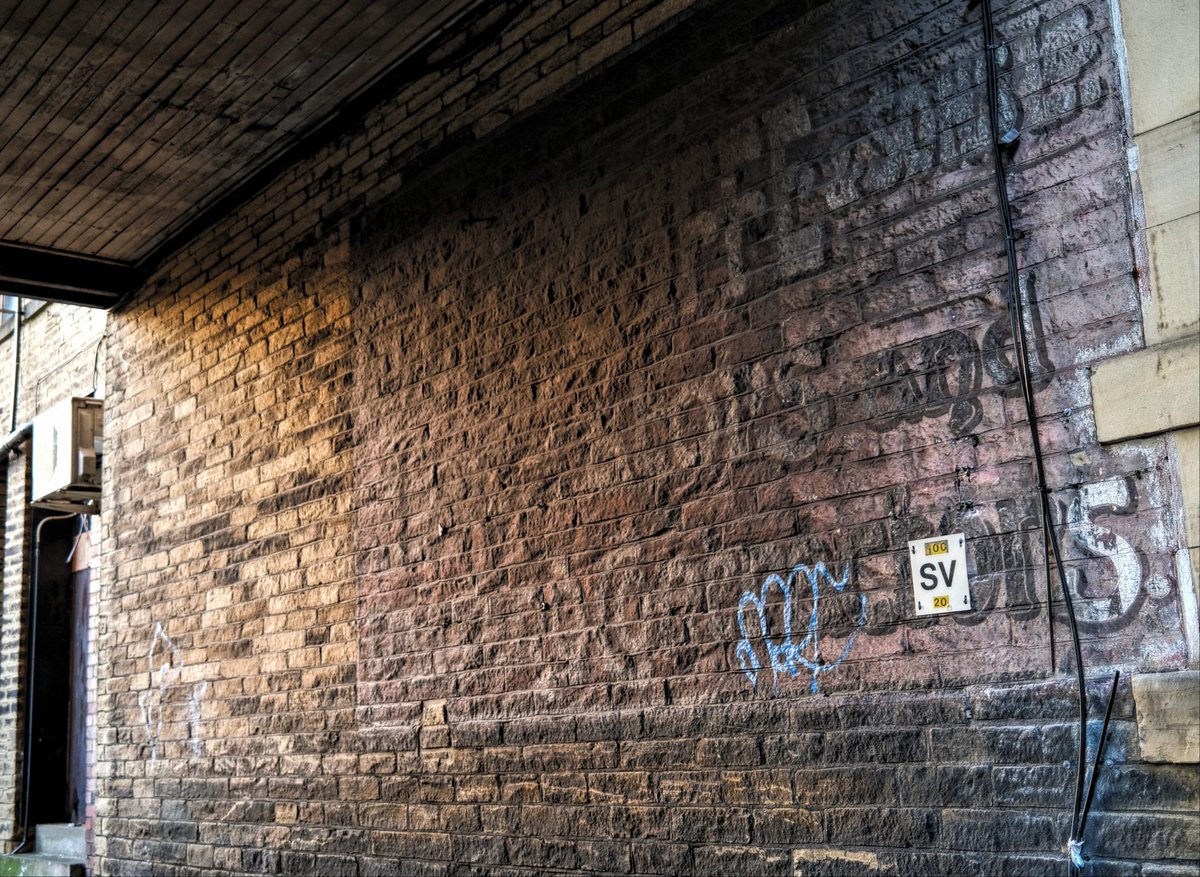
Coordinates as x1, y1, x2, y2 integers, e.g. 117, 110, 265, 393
978, 1, 1093, 873
1079, 670, 1121, 837
65, 514, 87, 564
11, 511, 80, 855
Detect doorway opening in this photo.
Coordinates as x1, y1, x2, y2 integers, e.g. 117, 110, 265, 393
25, 512, 89, 828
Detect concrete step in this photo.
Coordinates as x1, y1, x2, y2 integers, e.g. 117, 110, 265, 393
0, 824, 87, 876
34, 824, 85, 860
0, 851, 85, 877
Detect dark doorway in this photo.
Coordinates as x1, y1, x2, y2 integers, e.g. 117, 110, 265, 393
67, 565, 89, 825
26, 513, 85, 827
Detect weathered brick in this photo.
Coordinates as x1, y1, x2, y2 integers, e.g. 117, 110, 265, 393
895, 765, 992, 807
824, 807, 938, 848
693, 845, 792, 877
992, 764, 1073, 808
695, 735, 763, 767
1086, 812, 1200, 862
452, 833, 508, 866
577, 838, 633, 873
666, 808, 751, 844
793, 848, 899, 876
825, 728, 928, 764
940, 809, 1066, 853
755, 807, 823, 845
631, 841, 693, 875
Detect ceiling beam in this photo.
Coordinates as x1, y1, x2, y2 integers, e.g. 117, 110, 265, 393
0, 241, 141, 308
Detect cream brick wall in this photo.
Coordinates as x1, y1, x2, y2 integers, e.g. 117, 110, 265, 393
1119, 0, 1199, 135
1132, 670, 1200, 762
1094, 0, 1200, 665
0, 302, 106, 850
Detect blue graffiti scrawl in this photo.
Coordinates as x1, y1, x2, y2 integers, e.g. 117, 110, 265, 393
735, 562, 867, 692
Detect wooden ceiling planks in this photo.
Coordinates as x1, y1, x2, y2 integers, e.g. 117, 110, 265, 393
0, 0, 223, 249
106, 0, 450, 261
79, 0, 403, 258
0, 5, 102, 151
0, 0, 481, 273
56, 0, 315, 256
0, 1, 81, 160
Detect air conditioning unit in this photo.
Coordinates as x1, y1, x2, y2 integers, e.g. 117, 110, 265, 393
32, 397, 103, 514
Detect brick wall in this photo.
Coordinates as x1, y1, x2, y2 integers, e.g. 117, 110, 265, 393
0, 445, 32, 845
96, 0, 1197, 874
0, 301, 105, 847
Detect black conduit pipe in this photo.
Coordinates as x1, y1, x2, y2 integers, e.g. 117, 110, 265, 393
9, 298, 22, 433
1079, 671, 1121, 840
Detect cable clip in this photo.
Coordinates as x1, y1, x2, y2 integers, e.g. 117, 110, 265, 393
998, 127, 1021, 145
1067, 838, 1085, 869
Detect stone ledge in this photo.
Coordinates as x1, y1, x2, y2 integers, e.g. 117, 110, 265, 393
1119, 0, 1200, 134
1174, 427, 1200, 550
1132, 670, 1200, 763
1145, 213, 1199, 346
1138, 113, 1200, 229
1091, 335, 1200, 443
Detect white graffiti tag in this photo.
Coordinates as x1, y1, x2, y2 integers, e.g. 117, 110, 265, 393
735, 562, 867, 693
136, 623, 206, 762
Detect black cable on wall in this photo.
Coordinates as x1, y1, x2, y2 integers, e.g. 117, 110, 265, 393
976, 1, 1109, 872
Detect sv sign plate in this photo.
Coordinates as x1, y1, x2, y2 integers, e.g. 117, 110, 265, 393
909, 533, 971, 616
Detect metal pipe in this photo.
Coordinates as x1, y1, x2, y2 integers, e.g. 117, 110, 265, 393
10, 297, 22, 432
0, 422, 33, 457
